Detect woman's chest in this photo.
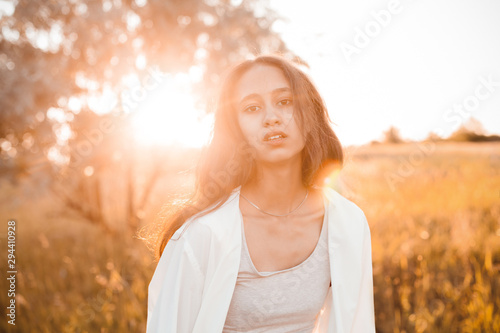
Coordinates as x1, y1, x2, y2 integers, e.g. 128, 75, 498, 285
242, 212, 325, 273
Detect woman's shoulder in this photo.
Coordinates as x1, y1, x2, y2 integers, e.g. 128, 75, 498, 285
321, 186, 369, 228
170, 214, 213, 242
322, 186, 363, 211
170, 189, 241, 242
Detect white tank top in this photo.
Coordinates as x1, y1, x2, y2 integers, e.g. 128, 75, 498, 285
223, 197, 331, 332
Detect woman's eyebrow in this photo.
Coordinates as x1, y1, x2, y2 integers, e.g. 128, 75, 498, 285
239, 93, 260, 106
239, 87, 292, 105
271, 87, 292, 96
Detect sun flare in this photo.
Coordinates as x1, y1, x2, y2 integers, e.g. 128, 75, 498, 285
130, 76, 213, 148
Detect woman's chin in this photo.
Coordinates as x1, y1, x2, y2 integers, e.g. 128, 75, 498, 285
253, 151, 302, 166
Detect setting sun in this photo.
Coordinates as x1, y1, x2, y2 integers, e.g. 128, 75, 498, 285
130, 74, 213, 148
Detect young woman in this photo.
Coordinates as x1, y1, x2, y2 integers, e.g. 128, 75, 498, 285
145, 55, 376, 332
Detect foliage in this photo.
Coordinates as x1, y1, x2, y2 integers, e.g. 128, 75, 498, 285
381, 126, 404, 144
441, 117, 500, 142
0, 0, 294, 232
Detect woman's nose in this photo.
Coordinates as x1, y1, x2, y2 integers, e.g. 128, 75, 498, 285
263, 104, 282, 126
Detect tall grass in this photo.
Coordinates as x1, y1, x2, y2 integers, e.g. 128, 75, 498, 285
343, 142, 500, 332
1, 142, 499, 332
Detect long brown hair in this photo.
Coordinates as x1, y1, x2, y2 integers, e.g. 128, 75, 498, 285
143, 54, 344, 262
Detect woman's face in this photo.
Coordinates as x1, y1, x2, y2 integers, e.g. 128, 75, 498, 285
234, 64, 306, 165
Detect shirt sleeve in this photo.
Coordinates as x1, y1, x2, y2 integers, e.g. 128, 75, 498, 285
350, 211, 376, 332
146, 224, 207, 333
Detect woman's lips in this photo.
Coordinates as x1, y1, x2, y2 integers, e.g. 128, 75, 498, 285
263, 131, 287, 142
264, 135, 286, 145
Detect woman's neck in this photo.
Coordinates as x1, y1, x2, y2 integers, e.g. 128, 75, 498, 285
241, 158, 308, 214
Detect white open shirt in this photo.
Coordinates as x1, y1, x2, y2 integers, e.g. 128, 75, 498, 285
146, 186, 376, 333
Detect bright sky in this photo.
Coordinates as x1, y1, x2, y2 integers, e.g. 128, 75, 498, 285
2, 0, 499, 149
269, 0, 500, 146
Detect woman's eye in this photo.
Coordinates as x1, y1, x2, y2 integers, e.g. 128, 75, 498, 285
278, 99, 292, 106
244, 105, 260, 113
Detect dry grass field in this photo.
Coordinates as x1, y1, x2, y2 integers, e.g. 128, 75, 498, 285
1, 141, 499, 332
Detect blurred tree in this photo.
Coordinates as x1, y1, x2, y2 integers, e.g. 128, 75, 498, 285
447, 118, 500, 142
424, 131, 443, 143
0, 0, 296, 233
382, 126, 403, 144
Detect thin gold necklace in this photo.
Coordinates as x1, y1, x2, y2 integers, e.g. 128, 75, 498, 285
239, 189, 309, 217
